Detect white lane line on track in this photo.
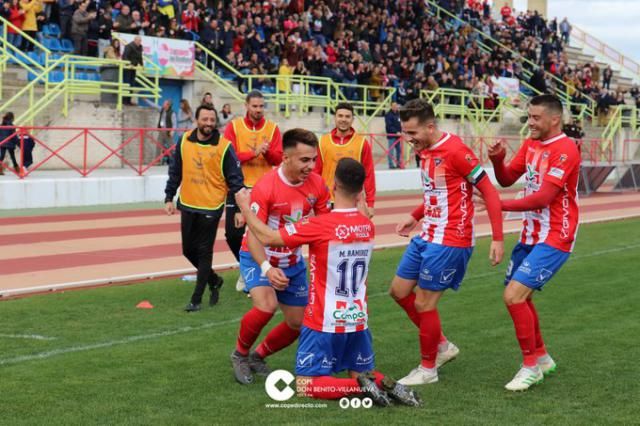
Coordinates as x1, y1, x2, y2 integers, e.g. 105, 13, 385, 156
0, 334, 57, 341
2, 240, 639, 367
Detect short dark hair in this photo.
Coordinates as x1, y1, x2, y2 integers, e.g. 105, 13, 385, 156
195, 104, 218, 120
245, 90, 264, 103
529, 94, 563, 116
282, 128, 318, 150
399, 99, 436, 123
2, 112, 14, 123
335, 158, 365, 196
334, 102, 354, 115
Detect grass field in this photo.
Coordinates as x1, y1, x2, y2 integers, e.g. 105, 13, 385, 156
2, 219, 640, 425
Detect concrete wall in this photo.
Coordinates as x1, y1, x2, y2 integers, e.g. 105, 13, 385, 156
0, 167, 524, 210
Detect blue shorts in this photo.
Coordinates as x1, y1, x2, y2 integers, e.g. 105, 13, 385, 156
295, 326, 375, 376
239, 251, 308, 307
396, 236, 473, 291
505, 243, 570, 290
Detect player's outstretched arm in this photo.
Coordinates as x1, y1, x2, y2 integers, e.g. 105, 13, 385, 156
501, 180, 561, 212
475, 177, 504, 266
235, 188, 285, 247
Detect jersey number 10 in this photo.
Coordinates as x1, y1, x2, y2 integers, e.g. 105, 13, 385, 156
335, 258, 367, 297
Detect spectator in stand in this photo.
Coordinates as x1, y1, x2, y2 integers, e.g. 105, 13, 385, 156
602, 65, 613, 90
113, 4, 134, 34
96, 6, 113, 58
70, 0, 96, 56
58, 0, 74, 40
176, 99, 194, 143
19, 0, 40, 52
385, 102, 402, 169
103, 38, 120, 59
200, 92, 213, 108
5, 0, 24, 49
122, 35, 143, 105
181, 1, 200, 33
500, 2, 511, 22
218, 103, 234, 128
130, 9, 150, 35
277, 57, 293, 94
559, 17, 571, 44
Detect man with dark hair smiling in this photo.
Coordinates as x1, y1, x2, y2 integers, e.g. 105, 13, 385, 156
314, 102, 376, 218
488, 94, 580, 391
389, 99, 504, 386
230, 128, 330, 385
164, 104, 244, 312
224, 90, 283, 292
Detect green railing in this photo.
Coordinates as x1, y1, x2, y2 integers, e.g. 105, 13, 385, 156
1, 17, 161, 125
0, 16, 51, 101
195, 42, 395, 129
424, 0, 597, 117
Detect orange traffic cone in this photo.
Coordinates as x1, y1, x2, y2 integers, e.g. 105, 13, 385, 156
136, 300, 154, 309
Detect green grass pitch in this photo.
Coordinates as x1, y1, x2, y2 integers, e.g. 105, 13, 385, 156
1, 219, 639, 425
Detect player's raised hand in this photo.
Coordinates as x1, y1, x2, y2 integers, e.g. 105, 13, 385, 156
489, 240, 504, 266
267, 267, 290, 290
396, 215, 418, 237
488, 140, 506, 164
234, 188, 251, 211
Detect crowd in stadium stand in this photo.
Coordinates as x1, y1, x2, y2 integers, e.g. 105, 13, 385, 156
1, 0, 633, 114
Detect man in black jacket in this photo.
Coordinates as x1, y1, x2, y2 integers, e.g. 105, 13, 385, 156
164, 104, 245, 312
122, 36, 143, 105
385, 102, 402, 169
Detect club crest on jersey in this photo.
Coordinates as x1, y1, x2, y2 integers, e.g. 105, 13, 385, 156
465, 153, 473, 163
306, 193, 317, 206
250, 202, 260, 215
422, 173, 434, 191
335, 224, 350, 240
434, 158, 443, 167
559, 154, 568, 162
542, 151, 550, 159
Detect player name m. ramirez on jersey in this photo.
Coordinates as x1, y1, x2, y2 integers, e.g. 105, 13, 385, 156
279, 208, 375, 333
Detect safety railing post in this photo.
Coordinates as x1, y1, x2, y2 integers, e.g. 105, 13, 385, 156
117, 64, 123, 111
139, 129, 145, 175
18, 128, 24, 179
83, 128, 88, 176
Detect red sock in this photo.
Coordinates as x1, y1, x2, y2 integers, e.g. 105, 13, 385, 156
371, 371, 385, 388
527, 299, 547, 357
301, 376, 362, 399
255, 321, 300, 358
507, 302, 537, 367
395, 293, 420, 327
439, 331, 448, 345
235, 307, 274, 356
419, 309, 441, 369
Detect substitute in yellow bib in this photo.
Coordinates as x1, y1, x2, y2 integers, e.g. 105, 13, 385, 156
314, 102, 376, 218
164, 104, 244, 312
222, 90, 283, 292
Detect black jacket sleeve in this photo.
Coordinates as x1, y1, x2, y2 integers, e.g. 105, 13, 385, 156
164, 140, 182, 202
222, 144, 245, 195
